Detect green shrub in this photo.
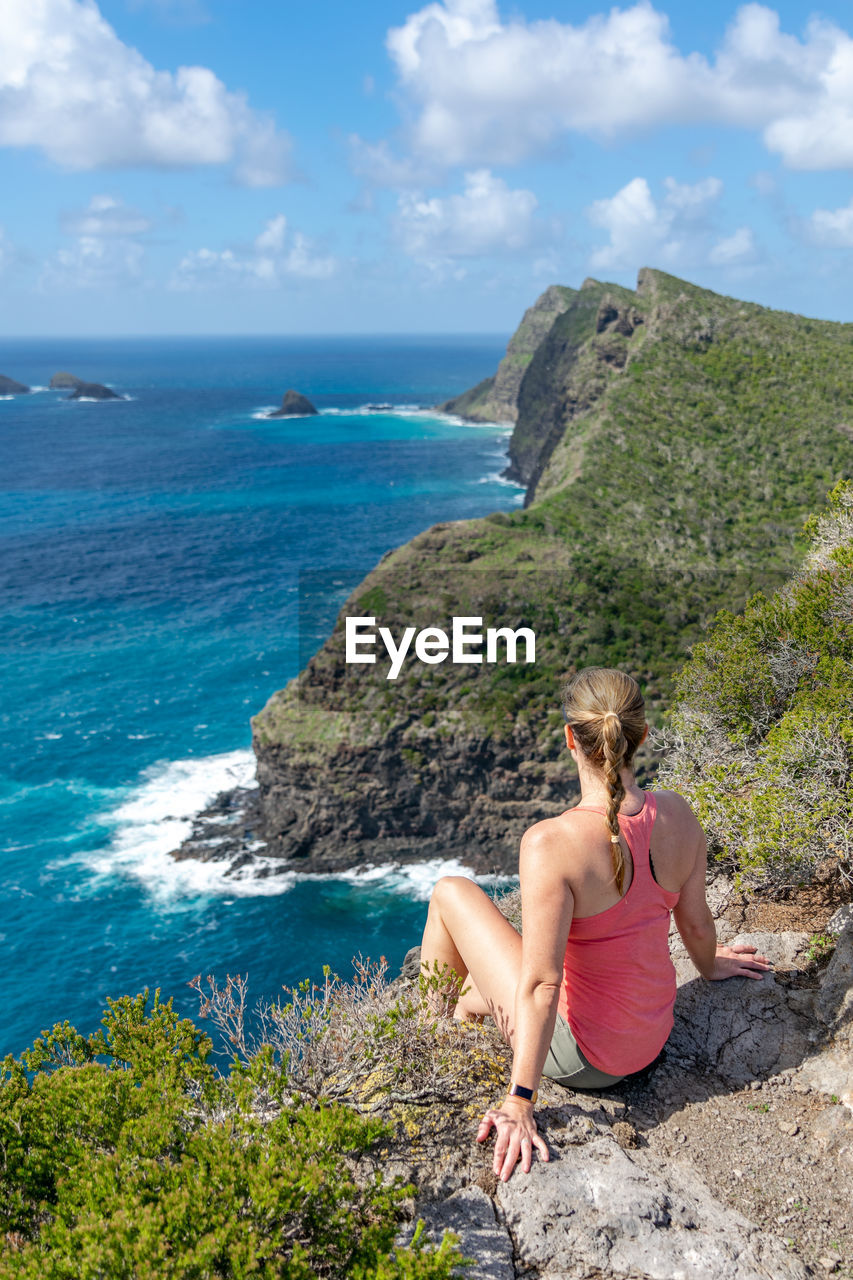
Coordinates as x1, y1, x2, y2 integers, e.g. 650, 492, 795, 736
656, 481, 853, 889
0, 991, 463, 1279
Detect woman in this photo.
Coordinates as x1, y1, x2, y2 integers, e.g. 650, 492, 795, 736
420, 667, 771, 1183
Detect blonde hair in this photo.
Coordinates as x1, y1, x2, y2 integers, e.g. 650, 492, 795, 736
561, 667, 647, 894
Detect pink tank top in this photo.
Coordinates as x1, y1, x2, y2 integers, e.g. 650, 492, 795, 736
557, 792, 680, 1075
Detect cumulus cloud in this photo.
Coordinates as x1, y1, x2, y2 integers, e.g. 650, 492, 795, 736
171, 215, 337, 289
709, 226, 759, 265
0, 0, 291, 184
40, 237, 146, 291
384, 0, 853, 169
394, 169, 541, 263
40, 193, 154, 289
60, 195, 153, 238
810, 198, 853, 247
349, 136, 442, 190
588, 176, 723, 270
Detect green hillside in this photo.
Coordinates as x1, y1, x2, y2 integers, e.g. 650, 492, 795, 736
251, 269, 853, 873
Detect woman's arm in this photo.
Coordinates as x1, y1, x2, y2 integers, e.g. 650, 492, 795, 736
671, 802, 772, 980
478, 823, 574, 1181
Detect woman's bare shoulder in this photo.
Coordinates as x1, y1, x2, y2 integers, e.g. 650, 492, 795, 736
519, 811, 588, 871
652, 789, 704, 836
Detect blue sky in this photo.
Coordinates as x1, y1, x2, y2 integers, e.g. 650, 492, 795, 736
3, 0, 853, 334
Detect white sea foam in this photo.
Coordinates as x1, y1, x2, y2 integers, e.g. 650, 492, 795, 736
0, 396, 14, 401
332, 858, 512, 901
476, 472, 522, 488
66, 748, 507, 905
71, 750, 299, 903
73, 395, 128, 403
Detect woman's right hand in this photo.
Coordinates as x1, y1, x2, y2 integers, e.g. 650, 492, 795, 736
477, 1098, 550, 1182
709, 942, 773, 980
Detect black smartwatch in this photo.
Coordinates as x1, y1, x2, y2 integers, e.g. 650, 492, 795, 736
506, 1082, 538, 1103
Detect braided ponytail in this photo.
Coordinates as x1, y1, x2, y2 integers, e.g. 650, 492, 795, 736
561, 668, 646, 895
602, 711, 628, 893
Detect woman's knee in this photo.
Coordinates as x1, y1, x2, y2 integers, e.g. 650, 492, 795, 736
430, 874, 475, 915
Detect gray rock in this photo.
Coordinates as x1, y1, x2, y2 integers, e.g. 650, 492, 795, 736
668, 932, 813, 1086
798, 921, 853, 1107
0, 374, 30, 394
399, 1186, 515, 1280
827, 904, 853, 936
49, 371, 83, 389
68, 381, 122, 401
266, 389, 318, 417
497, 1135, 807, 1279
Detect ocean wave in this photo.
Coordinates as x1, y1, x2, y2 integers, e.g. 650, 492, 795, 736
331, 858, 512, 902
475, 472, 523, 488
72, 395, 129, 404
66, 748, 508, 905
69, 750, 297, 902
0, 396, 14, 402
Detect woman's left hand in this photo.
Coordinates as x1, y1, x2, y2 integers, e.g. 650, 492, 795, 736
477, 1100, 550, 1182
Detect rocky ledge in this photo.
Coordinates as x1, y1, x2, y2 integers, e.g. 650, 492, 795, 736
49, 371, 84, 389
0, 374, 30, 394
394, 904, 853, 1279
267, 389, 318, 417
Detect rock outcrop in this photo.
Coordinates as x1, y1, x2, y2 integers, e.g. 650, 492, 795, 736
67, 382, 122, 401
49, 372, 84, 389
441, 284, 576, 424
266, 389, 318, 418
398, 918, 853, 1279
0, 374, 30, 394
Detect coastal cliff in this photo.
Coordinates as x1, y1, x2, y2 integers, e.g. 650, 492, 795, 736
245, 269, 853, 872
174, 268, 853, 874
440, 283, 576, 424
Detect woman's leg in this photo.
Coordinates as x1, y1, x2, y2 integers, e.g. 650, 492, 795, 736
420, 876, 523, 1045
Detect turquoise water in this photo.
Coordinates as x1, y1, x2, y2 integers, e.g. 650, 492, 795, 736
0, 337, 522, 1056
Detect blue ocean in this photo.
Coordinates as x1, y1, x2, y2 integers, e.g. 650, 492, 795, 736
0, 336, 522, 1057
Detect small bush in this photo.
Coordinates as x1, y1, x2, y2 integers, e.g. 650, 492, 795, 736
655, 481, 853, 891
191, 957, 510, 1117
0, 990, 464, 1279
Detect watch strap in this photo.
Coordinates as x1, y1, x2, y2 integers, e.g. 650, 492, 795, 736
507, 1082, 538, 1103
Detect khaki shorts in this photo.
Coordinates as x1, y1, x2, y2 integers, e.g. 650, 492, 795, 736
542, 1015, 625, 1089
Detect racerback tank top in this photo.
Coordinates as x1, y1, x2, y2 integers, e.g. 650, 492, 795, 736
557, 791, 681, 1075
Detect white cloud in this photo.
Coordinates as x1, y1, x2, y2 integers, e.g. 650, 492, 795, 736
41, 193, 154, 289
171, 215, 337, 289
60, 195, 153, 238
810, 198, 853, 247
349, 136, 441, 190
709, 226, 758, 264
384, 0, 853, 170
394, 169, 540, 263
0, 0, 291, 184
40, 237, 145, 291
588, 176, 723, 270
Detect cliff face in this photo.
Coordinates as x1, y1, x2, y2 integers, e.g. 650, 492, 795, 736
249, 268, 853, 873
441, 284, 575, 423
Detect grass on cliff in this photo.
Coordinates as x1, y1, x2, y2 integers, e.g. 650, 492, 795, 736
0, 986, 476, 1279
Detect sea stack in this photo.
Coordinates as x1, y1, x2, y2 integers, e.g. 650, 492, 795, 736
49, 372, 84, 390
0, 375, 30, 394
67, 382, 122, 401
266, 389, 318, 418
